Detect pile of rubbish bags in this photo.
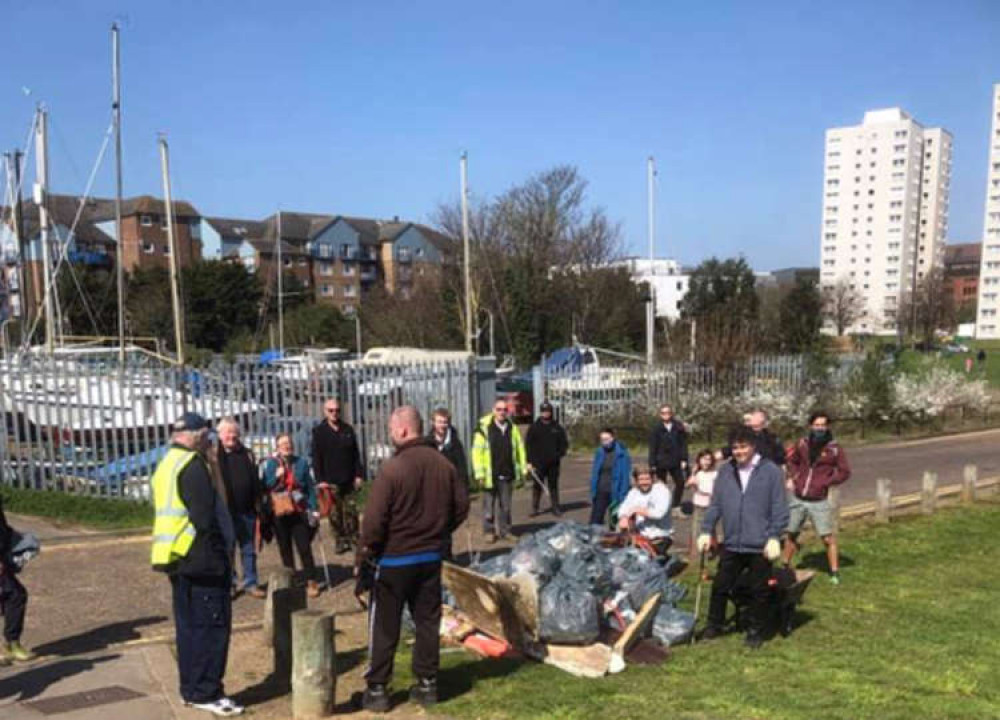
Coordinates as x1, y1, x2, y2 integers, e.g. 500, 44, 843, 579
470, 521, 695, 647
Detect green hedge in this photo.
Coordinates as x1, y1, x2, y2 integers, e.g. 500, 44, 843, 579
1, 487, 153, 531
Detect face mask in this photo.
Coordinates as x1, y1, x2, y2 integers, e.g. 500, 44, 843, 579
810, 429, 831, 443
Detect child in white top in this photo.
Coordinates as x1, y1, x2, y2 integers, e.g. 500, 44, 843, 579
687, 449, 717, 508
617, 467, 672, 539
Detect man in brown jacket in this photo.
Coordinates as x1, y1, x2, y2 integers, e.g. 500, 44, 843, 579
359, 406, 470, 713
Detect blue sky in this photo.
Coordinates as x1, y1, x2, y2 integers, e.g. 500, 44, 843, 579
1, 0, 998, 270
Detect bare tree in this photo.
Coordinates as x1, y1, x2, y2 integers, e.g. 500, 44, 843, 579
822, 280, 866, 336
899, 267, 955, 345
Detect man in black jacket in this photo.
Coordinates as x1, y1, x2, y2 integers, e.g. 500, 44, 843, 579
723, 410, 786, 467
525, 401, 569, 516
0, 493, 33, 664
312, 398, 365, 553
212, 417, 263, 599
428, 407, 468, 560
648, 404, 689, 509
154, 413, 241, 716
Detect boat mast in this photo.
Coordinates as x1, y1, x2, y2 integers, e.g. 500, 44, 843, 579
34, 106, 55, 354
112, 23, 125, 365
276, 210, 284, 354
158, 136, 185, 368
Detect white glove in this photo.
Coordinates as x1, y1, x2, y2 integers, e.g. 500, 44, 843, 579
764, 537, 781, 561
696, 534, 712, 553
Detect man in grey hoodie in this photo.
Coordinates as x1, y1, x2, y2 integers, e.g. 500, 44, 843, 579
697, 426, 789, 649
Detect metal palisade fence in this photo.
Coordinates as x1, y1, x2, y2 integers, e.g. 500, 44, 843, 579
539, 354, 861, 427
0, 353, 489, 501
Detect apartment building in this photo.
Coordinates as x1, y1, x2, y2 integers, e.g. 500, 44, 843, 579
975, 84, 1000, 338
609, 257, 689, 320
92, 196, 203, 272
819, 108, 952, 335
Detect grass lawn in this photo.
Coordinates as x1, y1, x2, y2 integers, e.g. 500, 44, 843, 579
391, 500, 1000, 720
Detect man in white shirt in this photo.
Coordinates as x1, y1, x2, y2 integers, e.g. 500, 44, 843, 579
617, 467, 673, 542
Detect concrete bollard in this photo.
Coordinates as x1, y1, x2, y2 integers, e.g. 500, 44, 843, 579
292, 610, 336, 719
827, 485, 841, 535
875, 478, 892, 524
921, 471, 938, 515
962, 465, 978, 505
263, 568, 295, 648
274, 586, 308, 692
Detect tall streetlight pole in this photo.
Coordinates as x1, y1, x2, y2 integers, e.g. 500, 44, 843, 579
646, 156, 656, 367
461, 152, 473, 354
35, 107, 55, 354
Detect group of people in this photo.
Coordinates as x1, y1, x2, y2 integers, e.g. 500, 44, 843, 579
593, 403, 852, 650
150, 401, 471, 716
0, 391, 845, 716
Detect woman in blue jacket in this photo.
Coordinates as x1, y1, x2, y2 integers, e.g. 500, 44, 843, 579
589, 428, 632, 527
262, 433, 321, 597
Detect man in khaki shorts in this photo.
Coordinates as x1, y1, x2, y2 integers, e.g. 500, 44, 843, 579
782, 411, 851, 585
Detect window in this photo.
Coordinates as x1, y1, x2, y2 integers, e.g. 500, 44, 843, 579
320, 262, 333, 276
344, 285, 357, 298
140, 215, 153, 227
161, 216, 169, 229
283, 258, 292, 268
143, 242, 155, 254
321, 284, 334, 296
895, 130, 907, 138
343, 264, 355, 277
826, 178, 840, 186
319, 245, 332, 259
676, 281, 683, 290
893, 159, 906, 167
894, 144, 906, 153
824, 233, 836, 240
162, 244, 170, 254
342, 304, 355, 315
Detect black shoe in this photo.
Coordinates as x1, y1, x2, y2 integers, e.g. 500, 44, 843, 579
552, 506, 563, 517
362, 684, 391, 713
409, 677, 437, 706
744, 632, 764, 650
700, 625, 724, 641
530, 509, 540, 518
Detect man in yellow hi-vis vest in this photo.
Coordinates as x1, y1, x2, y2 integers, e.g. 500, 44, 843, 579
152, 412, 242, 717
471, 399, 526, 542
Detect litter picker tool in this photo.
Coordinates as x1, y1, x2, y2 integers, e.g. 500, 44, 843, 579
529, 467, 553, 503
690, 547, 707, 646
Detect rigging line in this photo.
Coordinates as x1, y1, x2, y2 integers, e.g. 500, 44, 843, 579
48, 115, 87, 190
62, 255, 102, 336
20, 120, 114, 351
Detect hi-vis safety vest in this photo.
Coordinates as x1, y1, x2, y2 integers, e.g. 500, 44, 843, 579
150, 447, 198, 568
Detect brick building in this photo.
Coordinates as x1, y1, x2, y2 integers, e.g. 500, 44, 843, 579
943, 242, 981, 311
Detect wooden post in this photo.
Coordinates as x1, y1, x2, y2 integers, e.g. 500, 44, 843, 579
921, 471, 937, 515
263, 568, 294, 647
875, 478, 892, 524
962, 464, 978, 505
827, 485, 841, 535
274, 586, 308, 692
292, 610, 335, 719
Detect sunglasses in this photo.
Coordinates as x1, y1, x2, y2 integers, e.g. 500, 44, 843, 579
325, 407, 340, 413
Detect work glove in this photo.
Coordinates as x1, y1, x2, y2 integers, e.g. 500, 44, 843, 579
355, 558, 376, 599
763, 537, 781, 561
696, 534, 712, 553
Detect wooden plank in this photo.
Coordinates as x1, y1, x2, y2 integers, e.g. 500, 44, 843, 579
539, 642, 612, 678
497, 573, 540, 640
441, 562, 523, 643
613, 592, 662, 658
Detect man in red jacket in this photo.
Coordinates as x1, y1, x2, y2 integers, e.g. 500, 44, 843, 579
782, 411, 851, 585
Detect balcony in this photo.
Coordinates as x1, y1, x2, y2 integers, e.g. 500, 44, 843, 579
360, 268, 377, 283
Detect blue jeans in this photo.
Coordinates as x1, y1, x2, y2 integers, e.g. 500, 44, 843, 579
232, 512, 258, 590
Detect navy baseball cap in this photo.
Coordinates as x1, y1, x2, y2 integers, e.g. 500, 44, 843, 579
173, 412, 211, 432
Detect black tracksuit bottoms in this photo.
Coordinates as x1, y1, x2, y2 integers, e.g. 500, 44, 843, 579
0, 570, 27, 643
365, 560, 442, 687
531, 462, 561, 512
170, 574, 232, 704
707, 549, 771, 635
